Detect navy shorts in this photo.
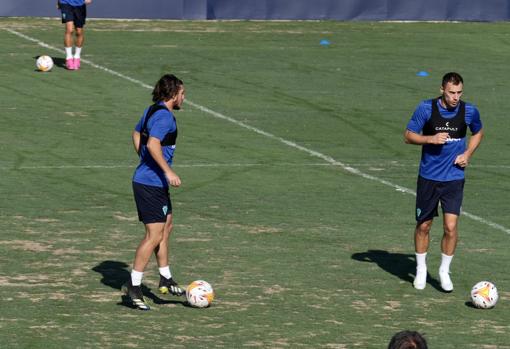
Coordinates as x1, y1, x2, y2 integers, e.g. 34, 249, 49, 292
415, 176, 464, 223
60, 3, 87, 28
132, 182, 172, 224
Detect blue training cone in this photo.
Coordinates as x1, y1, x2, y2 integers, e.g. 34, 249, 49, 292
320, 39, 330, 46
416, 71, 429, 77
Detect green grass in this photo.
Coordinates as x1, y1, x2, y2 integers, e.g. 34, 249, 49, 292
0, 17, 509, 348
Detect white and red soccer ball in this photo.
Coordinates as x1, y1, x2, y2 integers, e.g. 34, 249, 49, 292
471, 281, 499, 309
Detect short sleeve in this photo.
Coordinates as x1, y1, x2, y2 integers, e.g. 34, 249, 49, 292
134, 118, 143, 132
406, 100, 432, 134
467, 105, 483, 134
147, 110, 176, 141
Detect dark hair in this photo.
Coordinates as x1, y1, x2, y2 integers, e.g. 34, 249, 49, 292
442, 72, 463, 87
388, 331, 428, 349
152, 74, 184, 103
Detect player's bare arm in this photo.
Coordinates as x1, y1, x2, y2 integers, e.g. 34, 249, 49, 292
132, 130, 141, 154
404, 130, 449, 145
454, 129, 484, 167
146, 137, 181, 187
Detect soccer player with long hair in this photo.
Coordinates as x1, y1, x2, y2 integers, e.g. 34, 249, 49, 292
124, 74, 186, 310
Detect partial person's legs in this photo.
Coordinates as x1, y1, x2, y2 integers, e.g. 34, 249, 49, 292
155, 214, 173, 269
75, 27, 84, 47
64, 21, 74, 48
415, 219, 432, 253
414, 219, 433, 289
155, 214, 184, 295
74, 27, 84, 69
441, 213, 458, 255
132, 222, 165, 282
64, 21, 75, 69
125, 222, 165, 310
438, 213, 458, 292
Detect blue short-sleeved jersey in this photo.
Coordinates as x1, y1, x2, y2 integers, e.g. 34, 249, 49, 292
60, 0, 86, 6
406, 98, 483, 181
132, 103, 177, 188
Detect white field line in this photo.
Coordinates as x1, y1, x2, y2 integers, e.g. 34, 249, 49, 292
2, 161, 508, 171
5, 28, 510, 234
0, 162, 335, 170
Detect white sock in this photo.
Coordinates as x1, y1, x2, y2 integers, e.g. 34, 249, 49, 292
65, 47, 73, 60
74, 47, 82, 59
415, 252, 427, 270
131, 269, 143, 286
440, 253, 454, 273
159, 266, 172, 279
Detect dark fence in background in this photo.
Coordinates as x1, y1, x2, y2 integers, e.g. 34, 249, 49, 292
1, 0, 509, 21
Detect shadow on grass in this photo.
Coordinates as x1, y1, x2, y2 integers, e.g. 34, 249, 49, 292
92, 260, 186, 309
465, 301, 478, 309
52, 57, 67, 69
351, 250, 445, 292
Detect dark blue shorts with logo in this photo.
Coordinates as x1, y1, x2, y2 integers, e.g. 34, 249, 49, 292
415, 176, 464, 223
132, 181, 172, 224
60, 3, 87, 28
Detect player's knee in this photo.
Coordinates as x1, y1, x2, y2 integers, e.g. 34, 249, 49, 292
146, 228, 165, 245
417, 221, 432, 235
443, 223, 457, 237
152, 234, 165, 247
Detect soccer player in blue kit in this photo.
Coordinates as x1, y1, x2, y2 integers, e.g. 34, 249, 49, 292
405, 72, 484, 292
57, 0, 92, 70
124, 74, 185, 310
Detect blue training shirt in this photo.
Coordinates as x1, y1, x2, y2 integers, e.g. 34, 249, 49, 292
132, 103, 177, 188
59, 0, 86, 6
406, 98, 483, 182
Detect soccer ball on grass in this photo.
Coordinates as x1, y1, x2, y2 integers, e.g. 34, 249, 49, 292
36, 55, 54, 72
186, 280, 214, 308
470, 281, 498, 309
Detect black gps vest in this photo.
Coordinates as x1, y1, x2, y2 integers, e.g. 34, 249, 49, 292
139, 104, 178, 149
422, 98, 467, 139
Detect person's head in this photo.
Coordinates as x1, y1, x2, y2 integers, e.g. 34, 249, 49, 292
440, 72, 463, 109
388, 330, 428, 349
152, 74, 185, 110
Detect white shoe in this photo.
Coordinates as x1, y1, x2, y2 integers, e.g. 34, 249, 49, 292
439, 270, 453, 292
413, 267, 427, 290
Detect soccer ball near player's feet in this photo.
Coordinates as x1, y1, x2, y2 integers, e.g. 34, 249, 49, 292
186, 280, 214, 308
470, 281, 498, 309
36, 55, 54, 72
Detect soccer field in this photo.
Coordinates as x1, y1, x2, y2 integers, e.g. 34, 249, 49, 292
0, 17, 509, 348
